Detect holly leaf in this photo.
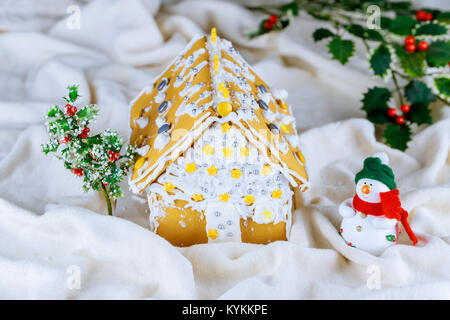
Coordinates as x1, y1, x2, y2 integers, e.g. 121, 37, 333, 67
47, 106, 60, 118
434, 77, 450, 97
280, 2, 299, 15
365, 29, 384, 42
436, 12, 450, 24
426, 40, 450, 67
407, 102, 432, 125
312, 28, 334, 42
327, 37, 355, 64
370, 44, 391, 77
415, 23, 447, 36
395, 46, 425, 78
404, 80, 436, 104
67, 85, 80, 103
383, 123, 411, 151
346, 24, 365, 38
388, 15, 417, 35
361, 87, 391, 124
306, 9, 331, 21
380, 17, 392, 29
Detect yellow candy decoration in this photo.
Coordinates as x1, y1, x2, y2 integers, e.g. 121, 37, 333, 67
211, 27, 217, 43
213, 55, 218, 70
297, 151, 306, 163
217, 101, 232, 117
223, 87, 229, 99
135, 157, 146, 169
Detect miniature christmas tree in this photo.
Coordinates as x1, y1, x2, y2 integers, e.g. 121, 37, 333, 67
42, 85, 137, 216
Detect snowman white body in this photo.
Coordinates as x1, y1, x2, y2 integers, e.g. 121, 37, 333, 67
339, 178, 399, 255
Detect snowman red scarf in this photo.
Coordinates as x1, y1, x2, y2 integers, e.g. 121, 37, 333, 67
353, 189, 418, 245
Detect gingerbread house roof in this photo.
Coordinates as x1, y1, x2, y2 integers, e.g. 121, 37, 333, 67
129, 29, 308, 194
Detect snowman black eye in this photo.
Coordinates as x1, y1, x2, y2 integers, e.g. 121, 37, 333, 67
364, 182, 366, 185
370, 184, 372, 186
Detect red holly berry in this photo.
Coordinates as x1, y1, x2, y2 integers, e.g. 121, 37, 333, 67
418, 41, 428, 51
66, 105, 77, 116
268, 14, 277, 24
415, 10, 427, 21
62, 136, 70, 144
425, 12, 433, 21
72, 168, 83, 176
78, 127, 89, 139
263, 21, 274, 30
405, 43, 416, 52
404, 35, 415, 46
395, 116, 405, 125
401, 104, 411, 113
348, 242, 352, 246
109, 152, 120, 163
387, 108, 397, 117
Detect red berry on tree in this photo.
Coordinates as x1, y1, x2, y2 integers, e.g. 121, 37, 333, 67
401, 104, 411, 113
416, 10, 427, 21
268, 14, 277, 24
263, 21, 274, 30
425, 12, 433, 21
418, 41, 428, 51
63, 136, 70, 144
405, 43, 416, 52
404, 36, 415, 45
387, 108, 397, 117
72, 168, 83, 176
79, 128, 88, 138
395, 116, 405, 125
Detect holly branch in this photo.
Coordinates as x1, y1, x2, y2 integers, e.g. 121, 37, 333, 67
42, 85, 137, 216
246, 1, 450, 151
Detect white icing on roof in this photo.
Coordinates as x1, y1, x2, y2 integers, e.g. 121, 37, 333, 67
129, 32, 308, 194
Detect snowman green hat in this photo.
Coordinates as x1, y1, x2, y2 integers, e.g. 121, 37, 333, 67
355, 152, 397, 190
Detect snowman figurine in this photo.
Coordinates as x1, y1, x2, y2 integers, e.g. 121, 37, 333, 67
339, 152, 417, 255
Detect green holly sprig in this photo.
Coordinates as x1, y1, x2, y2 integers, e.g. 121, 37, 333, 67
42, 85, 137, 216
246, 1, 450, 151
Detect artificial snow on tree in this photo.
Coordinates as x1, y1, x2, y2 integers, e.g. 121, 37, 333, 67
42, 85, 137, 216
338, 152, 417, 255
129, 29, 308, 246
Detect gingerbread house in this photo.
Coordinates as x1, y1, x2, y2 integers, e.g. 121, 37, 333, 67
129, 29, 308, 246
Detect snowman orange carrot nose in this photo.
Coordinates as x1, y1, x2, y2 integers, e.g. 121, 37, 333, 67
361, 185, 370, 194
